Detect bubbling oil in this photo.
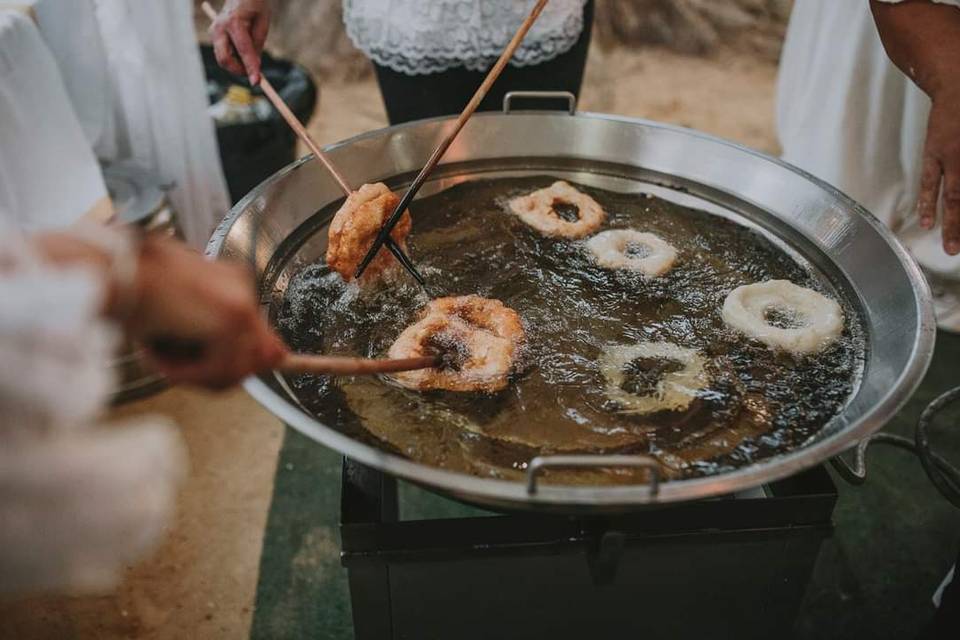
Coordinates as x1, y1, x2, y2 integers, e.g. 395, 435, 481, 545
276, 176, 865, 486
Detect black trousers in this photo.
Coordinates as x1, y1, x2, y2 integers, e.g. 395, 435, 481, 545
372, 0, 594, 125
924, 550, 960, 639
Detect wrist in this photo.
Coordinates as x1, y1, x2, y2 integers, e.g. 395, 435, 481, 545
929, 74, 960, 104
62, 224, 144, 325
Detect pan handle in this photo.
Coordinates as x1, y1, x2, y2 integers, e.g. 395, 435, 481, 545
525, 454, 661, 497
830, 386, 960, 508
503, 91, 577, 115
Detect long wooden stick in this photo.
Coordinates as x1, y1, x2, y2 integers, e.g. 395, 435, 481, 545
354, 0, 550, 279
201, 1, 351, 196
202, 1, 427, 286
150, 336, 438, 376
281, 353, 438, 376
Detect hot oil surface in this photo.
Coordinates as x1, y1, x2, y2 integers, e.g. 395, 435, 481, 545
277, 177, 865, 485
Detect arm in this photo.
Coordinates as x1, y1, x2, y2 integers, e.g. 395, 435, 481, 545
30, 229, 286, 389
210, 0, 271, 84
870, 0, 960, 254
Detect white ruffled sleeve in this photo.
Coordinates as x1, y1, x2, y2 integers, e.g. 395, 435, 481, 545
0, 225, 186, 595
874, 0, 960, 5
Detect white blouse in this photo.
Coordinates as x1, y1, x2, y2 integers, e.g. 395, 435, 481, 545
343, 0, 588, 75
0, 224, 185, 595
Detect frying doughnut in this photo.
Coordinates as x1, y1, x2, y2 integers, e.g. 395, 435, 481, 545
600, 342, 709, 415
326, 182, 412, 281
388, 295, 525, 393
507, 181, 606, 239
722, 280, 843, 355
586, 229, 678, 276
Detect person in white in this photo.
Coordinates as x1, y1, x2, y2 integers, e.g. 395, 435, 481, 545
0, 0, 230, 246
212, 0, 592, 124
778, 0, 960, 330
0, 11, 108, 231
0, 222, 286, 595
782, 1, 960, 635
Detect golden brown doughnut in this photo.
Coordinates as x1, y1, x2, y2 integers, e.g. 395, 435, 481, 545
326, 182, 412, 281
388, 295, 525, 393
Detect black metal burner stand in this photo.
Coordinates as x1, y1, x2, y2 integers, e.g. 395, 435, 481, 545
340, 460, 837, 640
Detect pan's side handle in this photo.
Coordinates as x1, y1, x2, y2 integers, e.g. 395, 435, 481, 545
831, 386, 960, 508
526, 454, 660, 497
830, 434, 908, 485
503, 91, 577, 115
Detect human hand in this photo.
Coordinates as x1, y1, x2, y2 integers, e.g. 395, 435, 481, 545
129, 235, 287, 389
917, 88, 960, 255
33, 231, 286, 389
210, 0, 271, 85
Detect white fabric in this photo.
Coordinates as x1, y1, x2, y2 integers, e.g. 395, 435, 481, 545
0, 223, 186, 595
777, 0, 960, 329
92, 0, 231, 246
343, 0, 588, 75
0, 11, 108, 231
934, 566, 955, 607
29, 0, 117, 158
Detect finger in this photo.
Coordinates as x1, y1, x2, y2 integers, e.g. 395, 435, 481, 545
256, 325, 288, 370
252, 10, 270, 54
213, 29, 245, 77
220, 330, 262, 381
144, 353, 237, 390
942, 161, 960, 255
227, 21, 262, 85
917, 153, 943, 230
141, 338, 241, 390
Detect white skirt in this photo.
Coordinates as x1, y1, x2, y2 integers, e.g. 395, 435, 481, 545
777, 0, 960, 329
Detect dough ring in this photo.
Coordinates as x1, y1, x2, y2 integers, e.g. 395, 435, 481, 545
721, 280, 844, 355
586, 229, 678, 277
388, 295, 525, 393
600, 342, 709, 415
326, 182, 412, 282
507, 181, 606, 239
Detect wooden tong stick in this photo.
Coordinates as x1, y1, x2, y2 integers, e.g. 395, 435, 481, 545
201, 2, 426, 285
150, 336, 438, 376
354, 0, 550, 279
281, 353, 439, 376
201, 1, 350, 196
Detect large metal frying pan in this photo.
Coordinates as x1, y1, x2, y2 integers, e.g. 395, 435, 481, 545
207, 93, 935, 512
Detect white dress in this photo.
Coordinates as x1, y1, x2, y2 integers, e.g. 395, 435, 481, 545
0, 224, 186, 595
4, 0, 231, 247
779, 0, 960, 604
777, 0, 960, 330
342, 0, 588, 74
0, 12, 108, 231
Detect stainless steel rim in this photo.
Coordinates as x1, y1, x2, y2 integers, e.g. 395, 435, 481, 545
207, 110, 937, 510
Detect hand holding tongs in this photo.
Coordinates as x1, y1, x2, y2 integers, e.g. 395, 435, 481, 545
201, 1, 426, 286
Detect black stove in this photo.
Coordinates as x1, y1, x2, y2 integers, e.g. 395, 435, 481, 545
339, 459, 837, 640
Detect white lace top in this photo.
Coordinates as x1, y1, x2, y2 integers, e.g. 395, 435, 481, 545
343, 0, 588, 75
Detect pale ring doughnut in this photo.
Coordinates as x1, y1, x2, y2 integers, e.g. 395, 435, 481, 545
600, 342, 709, 415
586, 229, 678, 277
721, 280, 844, 355
507, 181, 606, 239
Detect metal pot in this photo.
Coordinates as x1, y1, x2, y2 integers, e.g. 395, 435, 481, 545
104, 161, 181, 403
207, 92, 935, 512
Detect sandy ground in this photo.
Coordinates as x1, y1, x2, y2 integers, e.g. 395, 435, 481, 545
0, 388, 284, 640
0, 45, 780, 639
308, 46, 781, 155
